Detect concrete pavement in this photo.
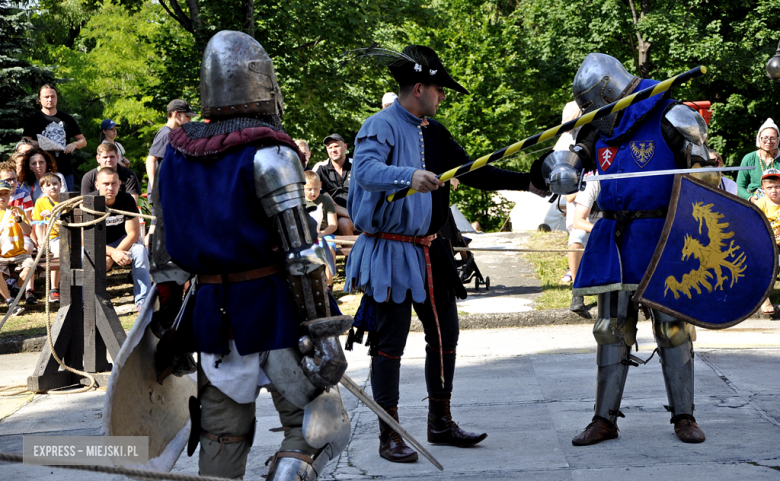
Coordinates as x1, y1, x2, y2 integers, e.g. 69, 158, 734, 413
1, 319, 779, 480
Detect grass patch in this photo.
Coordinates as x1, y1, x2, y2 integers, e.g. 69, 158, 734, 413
522, 230, 597, 310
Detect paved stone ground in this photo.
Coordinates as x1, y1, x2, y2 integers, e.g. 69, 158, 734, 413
1, 320, 779, 480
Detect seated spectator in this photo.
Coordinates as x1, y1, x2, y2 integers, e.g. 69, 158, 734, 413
32, 173, 62, 302
754, 168, 780, 315
81, 143, 141, 202
312, 133, 355, 235
95, 168, 150, 310
304, 170, 338, 287
15, 139, 33, 156
737, 118, 780, 202
0, 180, 36, 313
0, 160, 34, 255
100, 119, 130, 168
10, 151, 26, 179
294, 139, 312, 168
19, 148, 66, 203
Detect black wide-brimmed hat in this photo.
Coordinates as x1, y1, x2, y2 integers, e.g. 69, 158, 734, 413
342, 44, 469, 95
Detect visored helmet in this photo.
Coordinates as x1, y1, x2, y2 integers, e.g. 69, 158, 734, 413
573, 53, 640, 136
200, 30, 283, 119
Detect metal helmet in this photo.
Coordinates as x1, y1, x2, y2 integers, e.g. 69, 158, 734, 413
200, 30, 283, 119
573, 53, 640, 137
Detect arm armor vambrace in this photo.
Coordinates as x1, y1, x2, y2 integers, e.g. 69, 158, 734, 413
664, 104, 711, 166
253, 145, 330, 321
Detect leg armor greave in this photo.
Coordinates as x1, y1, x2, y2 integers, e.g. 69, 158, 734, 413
591, 291, 638, 425
652, 311, 695, 419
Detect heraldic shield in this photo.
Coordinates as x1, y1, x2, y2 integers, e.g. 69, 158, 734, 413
635, 174, 778, 329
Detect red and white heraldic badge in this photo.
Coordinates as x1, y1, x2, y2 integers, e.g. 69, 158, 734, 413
598, 147, 618, 171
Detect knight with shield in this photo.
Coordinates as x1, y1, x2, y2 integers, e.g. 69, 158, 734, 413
108, 30, 353, 480
534, 53, 776, 446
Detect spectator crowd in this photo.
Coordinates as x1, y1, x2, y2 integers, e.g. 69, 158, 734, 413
5, 84, 778, 319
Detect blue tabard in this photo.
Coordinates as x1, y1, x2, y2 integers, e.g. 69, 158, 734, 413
573, 80, 676, 296
159, 143, 300, 355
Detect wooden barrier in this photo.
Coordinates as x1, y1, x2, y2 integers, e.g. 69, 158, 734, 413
27, 194, 126, 392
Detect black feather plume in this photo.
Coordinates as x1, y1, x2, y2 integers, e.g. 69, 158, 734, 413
340, 42, 429, 68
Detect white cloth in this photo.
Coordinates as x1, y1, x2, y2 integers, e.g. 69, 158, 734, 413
201, 340, 271, 404
721, 177, 738, 195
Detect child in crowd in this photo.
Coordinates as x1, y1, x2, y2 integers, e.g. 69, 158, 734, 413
304, 170, 338, 287
0, 160, 35, 254
31, 173, 61, 302
0, 180, 36, 315
755, 168, 780, 315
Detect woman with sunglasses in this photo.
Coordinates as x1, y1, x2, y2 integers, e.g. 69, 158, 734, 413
736, 118, 780, 203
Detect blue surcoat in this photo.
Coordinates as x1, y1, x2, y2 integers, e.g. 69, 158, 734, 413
573, 80, 677, 295
159, 143, 300, 355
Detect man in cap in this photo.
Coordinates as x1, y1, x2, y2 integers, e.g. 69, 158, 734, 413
155, 31, 350, 480
344, 45, 547, 463
535, 53, 711, 446
145, 99, 196, 197
312, 133, 355, 235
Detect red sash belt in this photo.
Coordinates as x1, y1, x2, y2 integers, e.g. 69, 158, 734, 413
364, 232, 445, 387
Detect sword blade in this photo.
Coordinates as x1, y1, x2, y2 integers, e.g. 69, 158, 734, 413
583, 166, 753, 182
339, 374, 444, 471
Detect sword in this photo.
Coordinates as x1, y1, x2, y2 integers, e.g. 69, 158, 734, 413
339, 374, 444, 471
583, 166, 753, 182
387, 65, 708, 202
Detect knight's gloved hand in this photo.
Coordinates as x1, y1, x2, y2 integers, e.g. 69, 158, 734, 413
298, 315, 353, 388
528, 182, 551, 198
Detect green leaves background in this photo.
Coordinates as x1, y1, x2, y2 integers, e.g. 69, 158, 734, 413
2, 0, 780, 230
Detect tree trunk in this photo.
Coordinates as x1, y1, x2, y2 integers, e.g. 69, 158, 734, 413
627, 0, 652, 78
242, 0, 255, 38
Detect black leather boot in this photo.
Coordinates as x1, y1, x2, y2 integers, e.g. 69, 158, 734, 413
378, 406, 418, 463
427, 394, 487, 446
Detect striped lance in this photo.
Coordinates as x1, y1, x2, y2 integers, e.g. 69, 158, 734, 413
386, 66, 708, 202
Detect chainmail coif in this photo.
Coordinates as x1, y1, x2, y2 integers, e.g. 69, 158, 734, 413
182, 115, 284, 139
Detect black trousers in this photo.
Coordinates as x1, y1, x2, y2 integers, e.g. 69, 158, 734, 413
370, 292, 459, 409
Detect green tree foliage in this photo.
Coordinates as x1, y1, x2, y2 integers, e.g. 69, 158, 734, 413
517, 0, 780, 167
25, 0, 192, 175
0, 1, 55, 157
13, 0, 780, 231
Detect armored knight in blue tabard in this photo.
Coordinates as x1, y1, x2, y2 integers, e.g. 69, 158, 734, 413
157, 31, 352, 480
535, 53, 712, 445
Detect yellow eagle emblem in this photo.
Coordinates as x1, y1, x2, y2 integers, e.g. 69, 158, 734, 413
630, 140, 655, 168
664, 202, 747, 300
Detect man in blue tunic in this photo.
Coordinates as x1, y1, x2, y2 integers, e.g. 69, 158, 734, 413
157, 31, 351, 480
537, 53, 711, 446
344, 45, 548, 463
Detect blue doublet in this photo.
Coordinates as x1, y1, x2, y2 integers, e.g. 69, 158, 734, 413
345, 101, 433, 304
573, 80, 676, 295
159, 144, 300, 355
